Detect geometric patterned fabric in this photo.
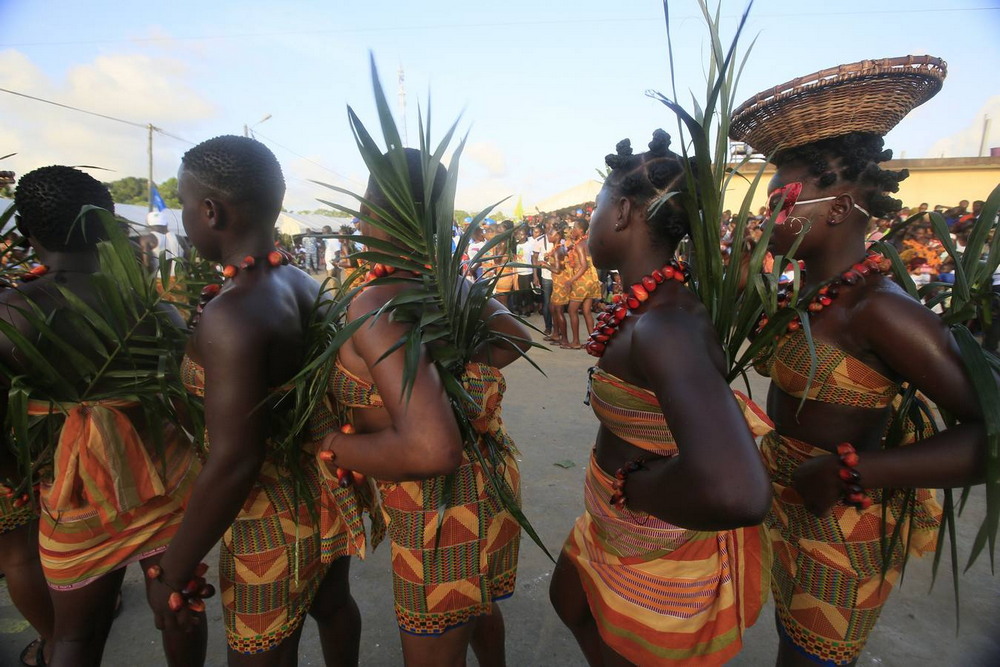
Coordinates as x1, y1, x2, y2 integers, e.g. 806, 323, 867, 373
181, 355, 372, 654
563, 451, 772, 666
0, 484, 36, 535
329, 359, 523, 635
767, 330, 899, 410
762, 430, 941, 665
564, 239, 602, 301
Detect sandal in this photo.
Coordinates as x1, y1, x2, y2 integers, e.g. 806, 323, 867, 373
20, 637, 46, 667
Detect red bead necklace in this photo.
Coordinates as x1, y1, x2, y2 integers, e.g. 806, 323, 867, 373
585, 259, 690, 357
19, 264, 49, 282
754, 252, 892, 336
190, 250, 292, 328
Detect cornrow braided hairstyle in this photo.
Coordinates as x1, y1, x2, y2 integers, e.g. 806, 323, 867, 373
14, 166, 114, 251
772, 132, 909, 218
181, 135, 285, 216
604, 129, 696, 248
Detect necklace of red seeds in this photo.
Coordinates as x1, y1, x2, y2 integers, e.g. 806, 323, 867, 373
190, 250, 292, 328
754, 252, 892, 337
585, 258, 690, 358
18, 264, 50, 282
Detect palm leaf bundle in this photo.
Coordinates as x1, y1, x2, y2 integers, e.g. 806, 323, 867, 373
645, 0, 804, 386
0, 208, 200, 494
308, 57, 549, 557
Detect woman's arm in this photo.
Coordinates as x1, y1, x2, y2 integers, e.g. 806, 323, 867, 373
150, 297, 271, 629
471, 298, 532, 369
568, 244, 587, 283
322, 288, 463, 482
792, 287, 989, 516
619, 305, 772, 530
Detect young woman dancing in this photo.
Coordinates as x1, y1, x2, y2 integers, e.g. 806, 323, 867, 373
730, 56, 988, 665
322, 148, 531, 666
549, 130, 773, 665
564, 220, 603, 349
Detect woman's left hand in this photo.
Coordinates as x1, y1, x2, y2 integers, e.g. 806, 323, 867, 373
791, 454, 843, 517
147, 577, 201, 634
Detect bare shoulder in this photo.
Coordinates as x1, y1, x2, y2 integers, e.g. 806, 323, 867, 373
633, 289, 716, 345
631, 288, 724, 376
855, 276, 947, 338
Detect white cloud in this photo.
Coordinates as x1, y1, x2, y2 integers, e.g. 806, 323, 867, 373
465, 141, 508, 178
0, 48, 215, 186
928, 96, 1000, 158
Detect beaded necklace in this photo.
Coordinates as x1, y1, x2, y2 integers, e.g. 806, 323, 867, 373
754, 252, 892, 336
585, 258, 690, 357
190, 250, 292, 328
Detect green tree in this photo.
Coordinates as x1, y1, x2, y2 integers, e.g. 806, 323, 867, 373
102, 176, 181, 209
103, 176, 148, 205
156, 177, 180, 209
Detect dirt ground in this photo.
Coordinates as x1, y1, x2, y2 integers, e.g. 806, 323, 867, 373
2, 312, 999, 665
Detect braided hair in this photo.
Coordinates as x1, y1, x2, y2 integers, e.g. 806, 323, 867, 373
14, 166, 114, 251
181, 135, 285, 216
603, 129, 696, 248
772, 132, 908, 218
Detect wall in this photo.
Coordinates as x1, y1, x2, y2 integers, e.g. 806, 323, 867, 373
722, 157, 1000, 215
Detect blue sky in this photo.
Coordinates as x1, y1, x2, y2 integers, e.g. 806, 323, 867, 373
1, 0, 998, 214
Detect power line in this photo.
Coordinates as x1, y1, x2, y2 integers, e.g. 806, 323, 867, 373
0, 86, 194, 145
1, 7, 995, 48
252, 131, 365, 187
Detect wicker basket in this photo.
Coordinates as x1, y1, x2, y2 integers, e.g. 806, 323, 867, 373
730, 55, 947, 157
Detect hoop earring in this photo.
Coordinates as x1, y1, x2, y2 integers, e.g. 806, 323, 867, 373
786, 216, 805, 236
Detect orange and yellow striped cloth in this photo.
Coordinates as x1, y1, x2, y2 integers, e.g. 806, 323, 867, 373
564, 368, 773, 665
32, 398, 200, 590
564, 452, 771, 665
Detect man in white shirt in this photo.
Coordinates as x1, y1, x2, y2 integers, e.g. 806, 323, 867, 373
530, 224, 552, 335
513, 226, 535, 316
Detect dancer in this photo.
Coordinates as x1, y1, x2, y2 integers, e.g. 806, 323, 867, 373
323, 148, 530, 666
564, 220, 602, 349
153, 136, 371, 665
730, 56, 988, 665
549, 131, 773, 665
543, 225, 570, 347
1, 166, 202, 666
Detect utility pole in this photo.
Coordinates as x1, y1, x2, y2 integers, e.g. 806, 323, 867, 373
147, 123, 154, 212
398, 65, 408, 145
979, 115, 991, 157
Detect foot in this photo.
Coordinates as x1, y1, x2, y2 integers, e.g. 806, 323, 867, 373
20, 637, 47, 667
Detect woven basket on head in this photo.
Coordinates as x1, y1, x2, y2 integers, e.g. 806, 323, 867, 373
730, 55, 947, 158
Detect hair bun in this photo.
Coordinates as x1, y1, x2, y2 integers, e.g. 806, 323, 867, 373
648, 129, 671, 156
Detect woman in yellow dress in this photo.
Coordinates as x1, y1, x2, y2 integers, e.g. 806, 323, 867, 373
564, 220, 603, 349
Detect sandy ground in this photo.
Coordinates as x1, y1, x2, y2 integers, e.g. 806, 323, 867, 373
2, 312, 999, 665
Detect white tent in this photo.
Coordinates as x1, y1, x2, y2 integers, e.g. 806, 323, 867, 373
533, 179, 602, 213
